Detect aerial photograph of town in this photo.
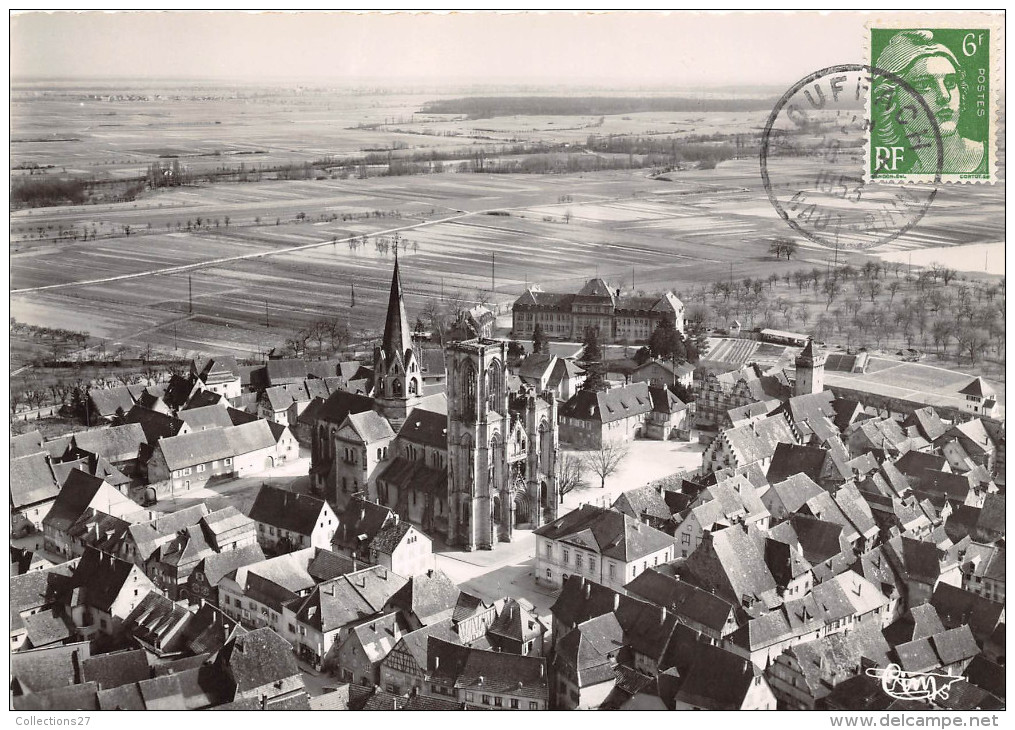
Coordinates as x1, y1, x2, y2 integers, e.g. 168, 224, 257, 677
8, 9, 1006, 718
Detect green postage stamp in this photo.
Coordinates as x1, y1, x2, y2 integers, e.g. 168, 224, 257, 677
867, 20, 1001, 183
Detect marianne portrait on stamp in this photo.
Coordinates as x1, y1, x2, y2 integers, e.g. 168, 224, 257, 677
873, 29, 987, 175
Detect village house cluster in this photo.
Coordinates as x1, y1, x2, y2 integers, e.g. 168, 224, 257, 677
9, 261, 1005, 711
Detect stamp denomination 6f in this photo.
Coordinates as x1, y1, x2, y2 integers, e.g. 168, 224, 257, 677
869, 25, 998, 183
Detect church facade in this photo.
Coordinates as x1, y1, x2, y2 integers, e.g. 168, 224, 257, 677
310, 259, 559, 551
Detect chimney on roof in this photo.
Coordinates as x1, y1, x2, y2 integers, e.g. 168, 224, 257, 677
613, 594, 620, 611
584, 584, 591, 600
435, 656, 440, 670
427, 569, 434, 578
360, 508, 366, 522
659, 607, 667, 625
540, 663, 545, 679
478, 675, 484, 686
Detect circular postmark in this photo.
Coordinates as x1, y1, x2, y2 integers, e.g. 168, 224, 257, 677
761, 64, 943, 250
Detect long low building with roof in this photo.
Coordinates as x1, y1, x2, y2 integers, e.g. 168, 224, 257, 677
145, 420, 295, 491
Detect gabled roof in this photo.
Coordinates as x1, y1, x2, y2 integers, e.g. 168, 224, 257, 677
179, 405, 234, 431
11, 430, 44, 458
384, 619, 461, 672
680, 525, 778, 608
21, 608, 74, 647
649, 384, 686, 414
290, 567, 405, 633
196, 543, 266, 588
297, 396, 327, 427
155, 428, 233, 471
11, 641, 91, 695
345, 611, 405, 663
550, 575, 639, 630
783, 623, 891, 701
162, 374, 199, 409
261, 385, 296, 412
559, 382, 654, 424
247, 485, 329, 536
368, 520, 417, 555
612, 485, 673, 523
947, 419, 996, 454
12, 682, 100, 711
87, 385, 137, 417
763, 473, 825, 517
317, 389, 376, 425
674, 642, 762, 710
81, 649, 150, 691
335, 497, 395, 551
930, 583, 1006, 642
42, 469, 133, 533
125, 405, 186, 443
488, 598, 547, 643
625, 570, 736, 633
535, 505, 674, 562
578, 277, 615, 299
396, 407, 448, 447
453, 644, 548, 700
718, 415, 799, 466
555, 612, 624, 688
61, 548, 147, 615
345, 410, 396, 443
767, 442, 830, 484
199, 356, 240, 382
215, 627, 301, 693
384, 569, 460, 625
894, 450, 949, 478
903, 407, 948, 442
73, 423, 146, 463
958, 377, 993, 398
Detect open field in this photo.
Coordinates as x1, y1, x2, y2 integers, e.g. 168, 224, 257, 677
11, 162, 1005, 365
825, 357, 1005, 414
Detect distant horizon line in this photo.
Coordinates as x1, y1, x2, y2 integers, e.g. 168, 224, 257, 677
10, 74, 792, 91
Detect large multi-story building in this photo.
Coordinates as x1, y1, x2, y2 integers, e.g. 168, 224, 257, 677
511, 278, 685, 344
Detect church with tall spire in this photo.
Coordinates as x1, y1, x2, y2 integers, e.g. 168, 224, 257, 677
309, 258, 560, 550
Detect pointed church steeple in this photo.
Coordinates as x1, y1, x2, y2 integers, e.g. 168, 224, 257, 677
373, 256, 421, 425
381, 254, 413, 365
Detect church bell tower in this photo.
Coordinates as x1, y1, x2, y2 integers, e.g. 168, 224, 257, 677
373, 257, 423, 429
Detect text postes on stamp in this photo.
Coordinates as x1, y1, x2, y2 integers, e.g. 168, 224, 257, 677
761, 64, 941, 252
868, 25, 998, 183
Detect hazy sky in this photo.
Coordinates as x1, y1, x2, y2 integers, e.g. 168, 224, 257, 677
8, 10, 974, 87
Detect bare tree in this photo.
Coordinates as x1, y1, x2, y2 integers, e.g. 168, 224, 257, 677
581, 440, 631, 489
285, 328, 310, 359
822, 279, 842, 310
556, 453, 588, 502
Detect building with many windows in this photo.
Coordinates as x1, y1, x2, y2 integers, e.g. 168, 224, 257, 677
534, 505, 676, 591
512, 278, 684, 344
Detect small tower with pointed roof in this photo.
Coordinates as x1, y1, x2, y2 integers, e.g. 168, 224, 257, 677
794, 339, 826, 397
373, 257, 422, 426
958, 377, 997, 417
